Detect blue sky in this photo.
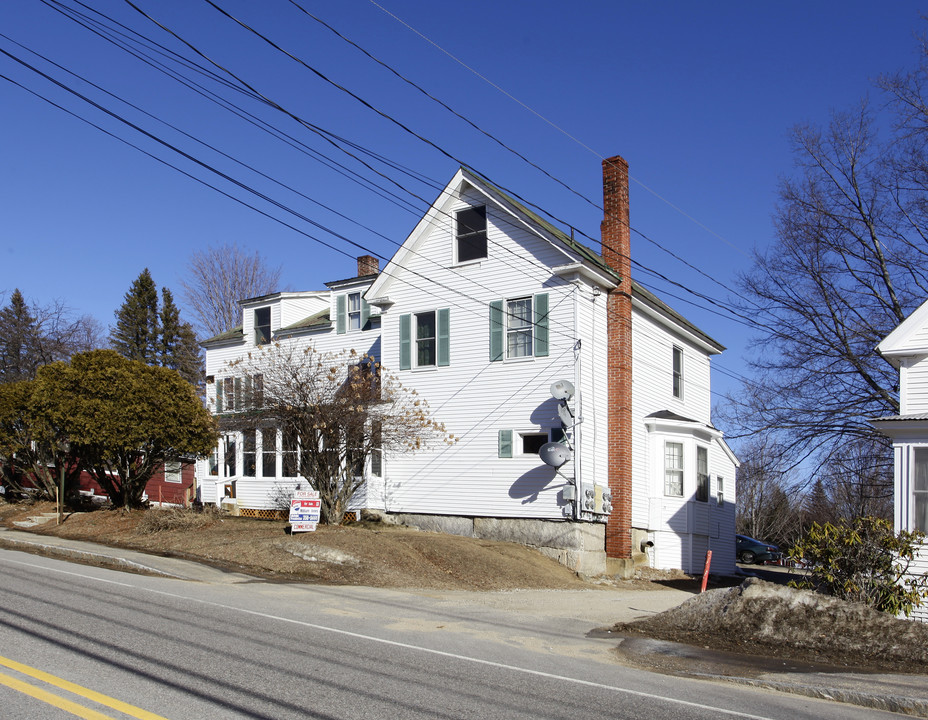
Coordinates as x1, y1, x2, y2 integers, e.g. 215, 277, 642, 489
1, 1, 926, 414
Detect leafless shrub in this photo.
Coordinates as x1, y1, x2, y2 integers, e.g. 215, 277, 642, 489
135, 506, 220, 535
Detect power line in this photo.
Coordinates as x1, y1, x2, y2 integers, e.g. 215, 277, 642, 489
2, 4, 768, 404
367, 0, 749, 259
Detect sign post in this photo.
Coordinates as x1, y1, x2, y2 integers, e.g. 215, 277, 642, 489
289, 489, 321, 532
700, 550, 713, 592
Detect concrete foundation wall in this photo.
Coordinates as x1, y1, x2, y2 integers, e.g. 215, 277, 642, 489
383, 513, 608, 576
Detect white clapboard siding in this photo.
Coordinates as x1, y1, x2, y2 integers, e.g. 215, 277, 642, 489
574, 283, 608, 494
903, 544, 928, 622
278, 294, 328, 329
904, 357, 928, 413
378, 188, 579, 518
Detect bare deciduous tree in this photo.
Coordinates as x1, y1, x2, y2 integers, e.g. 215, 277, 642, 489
0, 289, 101, 383
735, 437, 803, 548
221, 344, 452, 525
724, 77, 928, 502
181, 244, 283, 337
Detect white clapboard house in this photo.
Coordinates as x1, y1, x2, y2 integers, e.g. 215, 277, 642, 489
871, 299, 928, 620
200, 156, 739, 576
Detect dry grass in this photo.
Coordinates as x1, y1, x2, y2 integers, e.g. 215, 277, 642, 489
0, 500, 592, 591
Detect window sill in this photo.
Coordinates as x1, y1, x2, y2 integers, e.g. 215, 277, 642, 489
452, 258, 484, 269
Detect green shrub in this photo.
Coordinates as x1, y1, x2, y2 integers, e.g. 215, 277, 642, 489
789, 517, 928, 616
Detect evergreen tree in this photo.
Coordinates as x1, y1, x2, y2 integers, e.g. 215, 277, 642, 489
111, 271, 203, 387
159, 288, 203, 386
805, 479, 836, 528
111, 269, 159, 363
0, 290, 40, 382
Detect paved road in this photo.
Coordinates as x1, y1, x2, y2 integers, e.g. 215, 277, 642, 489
0, 548, 910, 719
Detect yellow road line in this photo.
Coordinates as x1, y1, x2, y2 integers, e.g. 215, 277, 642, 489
0, 671, 115, 720
0, 655, 170, 720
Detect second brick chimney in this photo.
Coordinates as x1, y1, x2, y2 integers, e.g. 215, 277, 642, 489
357, 255, 379, 277
601, 156, 633, 560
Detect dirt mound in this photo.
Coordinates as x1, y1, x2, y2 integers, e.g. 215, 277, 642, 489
614, 578, 928, 672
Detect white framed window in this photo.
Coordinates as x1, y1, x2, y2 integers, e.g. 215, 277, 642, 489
223, 435, 237, 477
262, 428, 277, 478
664, 442, 683, 497
254, 307, 271, 345
717, 475, 725, 506
507, 298, 533, 359
164, 461, 182, 484
337, 292, 370, 334
520, 431, 548, 455
416, 311, 436, 367
455, 205, 487, 263
696, 446, 709, 502
348, 292, 362, 331
672, 346, 684, 399
399, 309, 449, 370
913, 447, 928, 532
489, 294, 549, 361
371, 421, 383, 478
243, 429, 256, 478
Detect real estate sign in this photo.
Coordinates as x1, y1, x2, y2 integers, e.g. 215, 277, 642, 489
290, 489, 321, 532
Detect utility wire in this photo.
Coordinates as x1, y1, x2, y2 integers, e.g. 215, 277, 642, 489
367, 0, 749, 258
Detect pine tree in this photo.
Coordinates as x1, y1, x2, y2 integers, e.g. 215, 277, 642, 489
111, 271, 203, 387
159, 288, 203, 386
0, 289, 40, 382
111, 269, 159, 363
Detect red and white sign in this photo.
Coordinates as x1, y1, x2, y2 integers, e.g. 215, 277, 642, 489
289, 489, 321, 531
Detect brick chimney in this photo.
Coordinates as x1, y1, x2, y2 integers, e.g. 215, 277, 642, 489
601, 156, 633, 560
357, 255, 379, 277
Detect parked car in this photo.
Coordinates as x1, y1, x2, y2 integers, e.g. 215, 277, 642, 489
736, 534, 782, 564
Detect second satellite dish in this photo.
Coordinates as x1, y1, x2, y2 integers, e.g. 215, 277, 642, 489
539, 442, 572, 468
550, 379, 575, 400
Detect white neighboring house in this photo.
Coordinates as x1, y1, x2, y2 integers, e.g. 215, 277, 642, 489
871, 299, 928, 621
199, 156, 739, 576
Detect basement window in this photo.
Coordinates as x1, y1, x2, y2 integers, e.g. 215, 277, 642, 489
521, 432, 548, 455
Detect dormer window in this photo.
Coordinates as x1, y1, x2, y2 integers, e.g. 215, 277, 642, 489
336, 292, 370, 334
348, 292, 362, 331
456, 205, 487, 263
254, 307, 271, 345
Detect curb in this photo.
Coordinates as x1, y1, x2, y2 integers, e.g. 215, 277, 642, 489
0, 535, 183, 579
698, 674, 928, 719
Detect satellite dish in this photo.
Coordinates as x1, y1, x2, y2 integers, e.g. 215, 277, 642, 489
539, 442, 572, 468
557, 402, 574, 427
550, 379, 575, 400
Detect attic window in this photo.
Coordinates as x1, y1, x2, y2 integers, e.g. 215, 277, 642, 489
255, 307, 271, 345
456, 205, 487, 263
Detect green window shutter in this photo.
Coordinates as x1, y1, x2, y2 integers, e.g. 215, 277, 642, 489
498, 429, 513, 458
336, 294, 347, 335
360, 297, 371, 330
437, 308, 450, 367
534, 293, 549, 357
399, 314, 411, 370
215, 381, 223, 413
489, 300, 503, 362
